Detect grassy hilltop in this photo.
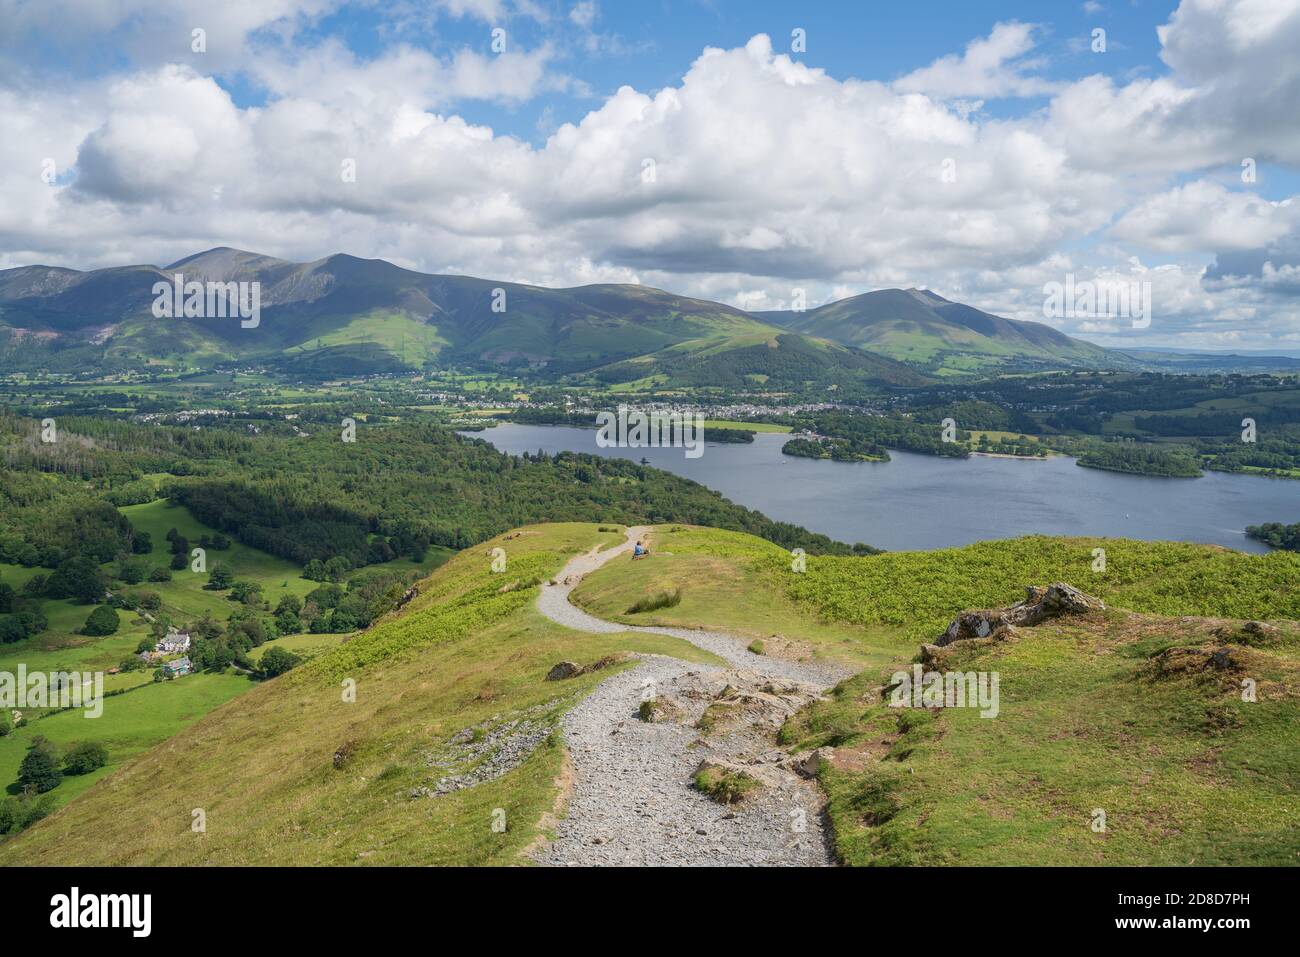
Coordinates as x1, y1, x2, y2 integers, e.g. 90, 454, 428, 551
3, 523, 1297, 865
573, 526, 1300, 865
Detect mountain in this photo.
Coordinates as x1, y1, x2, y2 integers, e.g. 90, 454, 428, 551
0, 248, 929, 387
0, 250, 1114, 383
758, 287, 1126, 375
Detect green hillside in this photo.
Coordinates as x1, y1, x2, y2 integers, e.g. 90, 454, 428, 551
761, 287, 1126, 376
3, 522, 1296, 865
0, 250, 802, 379
0, 250, 1122, 380
0, 496, 449, 824
0, 524, 718, 864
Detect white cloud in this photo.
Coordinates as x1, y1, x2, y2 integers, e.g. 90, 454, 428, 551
569, 2, 597, 29
1111, 181, 1294, 253
433, 0, 506, 21
894, 22, 1059, 99
246, 38, 561, 108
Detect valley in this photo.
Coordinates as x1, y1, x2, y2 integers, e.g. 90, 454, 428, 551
1, 262, 1298, 867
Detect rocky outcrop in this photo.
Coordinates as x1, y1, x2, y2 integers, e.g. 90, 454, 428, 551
1147, 645, 1248, 679
692, 758, 778, 803
413, 706, 556, 798
546, 661, 584, 681
787, 747, 835, 779
936, 583, 1105, 648
1218, 620, 1282, 647
675, 670, 826, 732
546, 656, 620, 681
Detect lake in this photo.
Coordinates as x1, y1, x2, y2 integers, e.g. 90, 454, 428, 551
466, 423, 1298, 554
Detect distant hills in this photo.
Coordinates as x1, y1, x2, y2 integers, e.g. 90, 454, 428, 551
0, 248, 922, 386
0, 248, 1164, 382
758, 287, 1122, 375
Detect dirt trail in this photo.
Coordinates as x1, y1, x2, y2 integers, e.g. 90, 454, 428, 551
531, 527, 849, 866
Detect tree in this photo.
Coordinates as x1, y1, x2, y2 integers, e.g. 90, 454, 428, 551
131, 530, 152, 554
324, 556, 351, 582
170, 551, 189, 570
191, 637, 235, 672
46, 557, 107, 604
0, 615, 35, 643
131, 590, 162, 611
116, 556, 149, 584
0, 583, 12, 614
191, 612, 223, 639
206, 562, 235, 590
303, 559, 326, 582
0, 793, 55, 835
306, 584, 343, 610
259, 646, 302, 677
20, 574, 49, 597
273, 594, 303, 634
81, 605, 120, 636
19, 743, 62, 793
149, 565, 172, 582
63, 741, 108, 775
229, 580, 263, 605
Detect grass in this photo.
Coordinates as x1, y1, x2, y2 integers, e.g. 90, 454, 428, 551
576, 523, 1300, 865
570, 525, 897, 669
693, 765, 760, 804
625, 589, 682, 614
0, 672, 250, 814
5, 519, 1297, 866
245, 632, 347, 664
0, 524, 722, 865
785, 615, 1300, 865
702, 420, 792, 433
0, 499, 450, 692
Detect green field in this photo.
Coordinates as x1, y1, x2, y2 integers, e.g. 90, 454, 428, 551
702, 420, 793, 433
0, 496, 451, 826
0, 673, 250, 813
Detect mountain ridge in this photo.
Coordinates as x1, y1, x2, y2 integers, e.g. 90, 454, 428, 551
757, 286, 1124, 375
0, 248, 1116, 380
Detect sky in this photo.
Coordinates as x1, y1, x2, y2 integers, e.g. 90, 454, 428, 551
1, 0, 1299, 352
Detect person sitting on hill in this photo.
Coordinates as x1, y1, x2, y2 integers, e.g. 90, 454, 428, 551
632, 540, 648, 559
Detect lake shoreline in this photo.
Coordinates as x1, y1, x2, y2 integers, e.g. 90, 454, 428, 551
464, 423, 1288, 555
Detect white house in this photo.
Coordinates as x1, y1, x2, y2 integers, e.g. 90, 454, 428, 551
156, 631, 191, 654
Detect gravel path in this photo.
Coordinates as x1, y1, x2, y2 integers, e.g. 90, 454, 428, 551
532, 527, 851, 866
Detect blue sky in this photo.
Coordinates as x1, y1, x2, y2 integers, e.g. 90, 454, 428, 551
2, 0, 1299, 350
225, 1, 1181, 138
